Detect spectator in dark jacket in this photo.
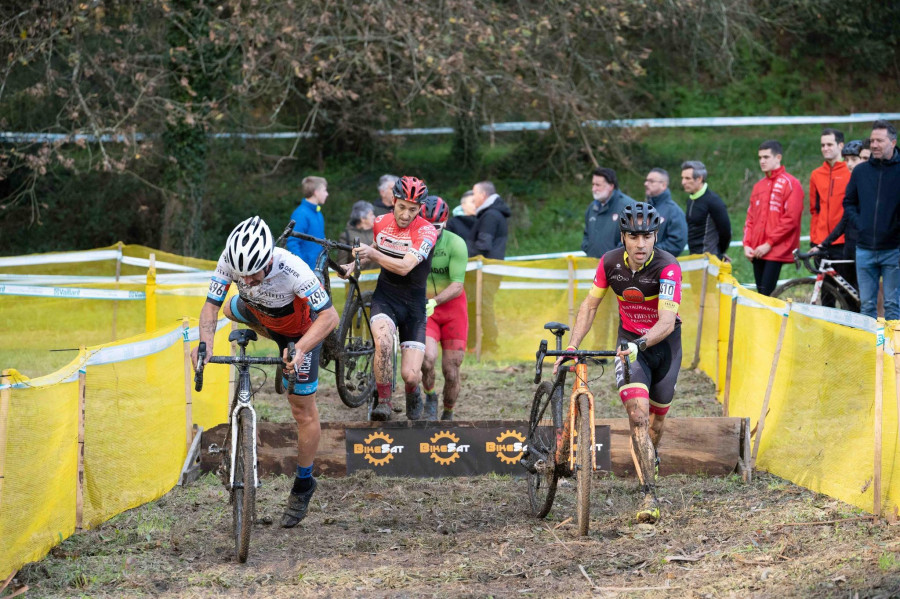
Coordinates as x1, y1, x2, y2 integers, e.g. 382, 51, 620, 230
581, 167, 636, 258
842, 120, 900, 319
469, 181, 511, 259
447, 190, 477, 250
337, 201, 376, 270
373, 174, 399, 217
680, 161, 731, 259
469, 180, 511, 354
644, 168, 688, 257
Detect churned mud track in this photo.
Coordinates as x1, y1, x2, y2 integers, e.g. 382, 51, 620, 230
11, 365, 900, 597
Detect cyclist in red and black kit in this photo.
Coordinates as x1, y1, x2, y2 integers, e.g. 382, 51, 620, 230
556, 202, 682, 524
345, 176, 438, 421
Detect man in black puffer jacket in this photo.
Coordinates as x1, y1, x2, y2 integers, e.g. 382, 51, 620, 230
468, 181, 511, 354
843, 120, 900, 319
469, 181, 511, 259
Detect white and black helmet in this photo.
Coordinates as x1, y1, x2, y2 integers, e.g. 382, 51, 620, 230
224, 216, 273, 276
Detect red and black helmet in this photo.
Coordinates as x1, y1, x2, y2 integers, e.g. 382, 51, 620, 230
422, 195, 449, 225
392, 176, 429, 204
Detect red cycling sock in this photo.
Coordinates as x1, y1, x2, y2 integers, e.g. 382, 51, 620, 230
404, 382, 418, 395
377, 383, 392, 400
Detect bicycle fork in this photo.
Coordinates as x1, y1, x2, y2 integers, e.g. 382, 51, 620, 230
567, 362, 596, 473
229, 392, 261, 492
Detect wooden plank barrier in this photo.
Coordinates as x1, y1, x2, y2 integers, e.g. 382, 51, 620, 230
200, 417, 746, 479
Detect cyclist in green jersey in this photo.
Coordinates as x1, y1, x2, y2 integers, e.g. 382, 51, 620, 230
420, 196, 470, 421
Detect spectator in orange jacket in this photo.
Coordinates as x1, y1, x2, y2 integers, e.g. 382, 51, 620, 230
809, 128, 853, 294
742, 140, 805, 296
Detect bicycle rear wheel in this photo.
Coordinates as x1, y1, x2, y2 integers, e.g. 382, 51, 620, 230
526, 381, 560, 518
772, 277, 853, 310
232, 410, 256, 563
575, 393, 592, 536
336, 289, 376, 408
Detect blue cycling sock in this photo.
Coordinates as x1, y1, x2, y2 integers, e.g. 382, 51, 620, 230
292, 464, 314, 493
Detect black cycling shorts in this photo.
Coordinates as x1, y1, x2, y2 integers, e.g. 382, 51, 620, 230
614, 326, 682, 415
369, 281, 427, 351
230, 295, 321, 396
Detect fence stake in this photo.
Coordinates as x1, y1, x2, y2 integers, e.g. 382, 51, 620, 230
111, 241, 123, 341
894, 325, 900, 474
76, 357, 86, 530
182, 318, 194, 451
145, 253, 157, 333
0, 370, 11, 514
689, 261, 709, 370
751, 300, 791, 469
475, 262, 483, 362
722, 288, 738, 417
874, 320, 885, 517
566, 256, 576, 331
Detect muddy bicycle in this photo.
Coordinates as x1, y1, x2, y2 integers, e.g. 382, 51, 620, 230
275, 223, 377, 409
772, 248, 860, 312
520, 321, 628, 536
194, 329, 292, 562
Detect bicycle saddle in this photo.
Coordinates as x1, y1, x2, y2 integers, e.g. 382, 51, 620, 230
543, 321, 569, 338
228, 328, 258, 346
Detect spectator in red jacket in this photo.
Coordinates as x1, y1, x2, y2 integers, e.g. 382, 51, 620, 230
742, 140, 805, 296
809, 128, 853, 294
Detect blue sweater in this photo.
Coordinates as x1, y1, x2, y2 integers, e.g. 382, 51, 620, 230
286, 199, 325, 270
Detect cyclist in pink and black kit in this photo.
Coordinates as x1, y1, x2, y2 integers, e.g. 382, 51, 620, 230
344, 176, 438, 421
556, 202, 682, 524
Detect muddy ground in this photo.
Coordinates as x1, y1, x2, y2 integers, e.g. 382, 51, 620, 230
11, 360, 900, 598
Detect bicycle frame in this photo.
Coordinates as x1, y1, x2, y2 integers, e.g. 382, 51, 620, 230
795, 249, 860, 303
564, 362, 596, 473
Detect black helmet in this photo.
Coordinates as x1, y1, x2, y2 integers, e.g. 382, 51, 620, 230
619, 202, 661, 234
842, 139, 864, 157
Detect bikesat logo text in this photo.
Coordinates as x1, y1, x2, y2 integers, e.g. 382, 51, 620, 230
354, 431, 405, 466
420, 430, 470, 466
485, 429, 526, 465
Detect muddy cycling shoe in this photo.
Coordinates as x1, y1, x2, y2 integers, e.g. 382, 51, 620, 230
636, 487, 660, 524
371, 400, 393, 421
281, 477, 317, 528
423, 392, 439, 421
440, 409, 454, 421
406, 388, 423, 420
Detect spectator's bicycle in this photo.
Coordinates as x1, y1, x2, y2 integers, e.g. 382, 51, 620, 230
772, 249, 860, 312
194, 329, 290, 563
520, 321, 628, 536
276, 223, 377, 409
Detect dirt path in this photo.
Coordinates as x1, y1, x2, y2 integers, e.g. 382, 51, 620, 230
11, 364, 900, 597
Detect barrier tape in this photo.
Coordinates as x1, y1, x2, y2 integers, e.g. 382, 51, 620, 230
0, 318, 230, 391
0, 284, 145, 300
6, 113, 898, 144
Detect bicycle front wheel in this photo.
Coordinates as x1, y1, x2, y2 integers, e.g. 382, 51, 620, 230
336, 289, 376, 408
575, 393, 592, 536
233, 410, 256, 563
526, 381, 560, 518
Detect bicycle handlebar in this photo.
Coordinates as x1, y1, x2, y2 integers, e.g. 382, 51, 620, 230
193, 340, 287, 392
533, 341, 625, 385
288, 230, 356, 253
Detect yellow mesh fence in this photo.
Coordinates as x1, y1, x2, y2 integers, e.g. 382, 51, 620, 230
0, 320, 231, 578
3, 244, 900, 579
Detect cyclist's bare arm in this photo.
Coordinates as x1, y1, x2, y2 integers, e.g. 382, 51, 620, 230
283, 305, 339, 369
354, 243, 420, 276
553, 293, 603, 373
192, 300, 220, 368
433, 281, 463, 306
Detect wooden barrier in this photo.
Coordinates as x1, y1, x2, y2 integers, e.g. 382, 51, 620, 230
200, 417, 747, 479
